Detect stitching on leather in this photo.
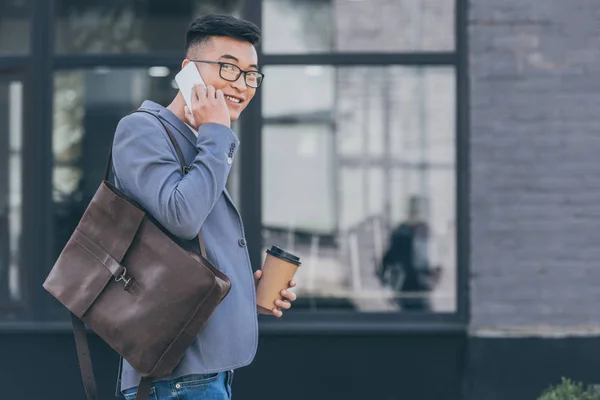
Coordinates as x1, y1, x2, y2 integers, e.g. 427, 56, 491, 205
72, 231, 121, 276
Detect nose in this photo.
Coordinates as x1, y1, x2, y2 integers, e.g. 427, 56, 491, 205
230, 73, 247, 91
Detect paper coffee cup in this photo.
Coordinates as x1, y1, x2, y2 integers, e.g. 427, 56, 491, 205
256, 246, 301, 311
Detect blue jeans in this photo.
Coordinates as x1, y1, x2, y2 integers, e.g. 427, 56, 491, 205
123, 371, 234, 400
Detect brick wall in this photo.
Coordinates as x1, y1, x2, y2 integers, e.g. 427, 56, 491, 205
470, 0, 600, 333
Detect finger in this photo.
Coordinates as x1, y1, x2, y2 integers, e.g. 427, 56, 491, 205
190, 90, 200, 111
206, 85, 216, 100
288, 280, 297, 288
183, 106, 194, 125
281, 289, 297, 301
254, 270, 262, 279
216, 89, 226, 104
272, 308, 283, 318
192, 84, 204, 103
275, 300, 291, 310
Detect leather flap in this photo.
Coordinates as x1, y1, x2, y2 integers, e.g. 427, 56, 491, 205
77, 182, 145, 263
43, 182, 144, 317
43, 237, 113, 318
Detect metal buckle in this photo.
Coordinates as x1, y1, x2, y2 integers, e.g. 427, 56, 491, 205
114, 267, 133, 290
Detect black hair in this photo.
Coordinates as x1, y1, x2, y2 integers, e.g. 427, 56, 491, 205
185, 14, 261, 56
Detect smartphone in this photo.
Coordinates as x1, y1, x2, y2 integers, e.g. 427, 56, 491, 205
174, 62, 206, 113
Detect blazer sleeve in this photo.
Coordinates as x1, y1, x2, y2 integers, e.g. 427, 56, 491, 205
112, 114, 239, 240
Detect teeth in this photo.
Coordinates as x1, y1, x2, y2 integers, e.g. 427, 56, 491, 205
225, 95, 241, 103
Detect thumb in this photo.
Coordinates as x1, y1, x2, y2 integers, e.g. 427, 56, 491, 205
184, 106, 195, 125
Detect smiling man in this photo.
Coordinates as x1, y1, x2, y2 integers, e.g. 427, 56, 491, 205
111, 14, 297, 400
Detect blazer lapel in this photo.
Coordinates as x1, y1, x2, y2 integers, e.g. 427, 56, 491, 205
223, 189, 238, 210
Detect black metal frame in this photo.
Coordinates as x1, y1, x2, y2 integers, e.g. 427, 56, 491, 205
0, 0, 470, 332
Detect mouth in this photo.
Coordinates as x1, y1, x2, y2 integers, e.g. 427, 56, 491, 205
224, 94, 244, 105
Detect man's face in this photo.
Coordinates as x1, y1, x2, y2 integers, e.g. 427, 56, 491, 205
184, 36, 259, 121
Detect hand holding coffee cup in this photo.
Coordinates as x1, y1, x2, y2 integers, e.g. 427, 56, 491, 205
254, 246, 300, 317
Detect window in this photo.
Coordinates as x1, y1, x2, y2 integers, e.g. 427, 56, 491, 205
0, 0, 465, 325
52, 68, 180, 269
0, 77, 24, 319
262, 0, 455, 54
0, 0, 30, 54
261, 66, 456, 312
54, 0, 245, 54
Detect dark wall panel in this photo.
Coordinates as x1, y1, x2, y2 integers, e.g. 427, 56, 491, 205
466, 337, 600, 400
0, 331, 465, 400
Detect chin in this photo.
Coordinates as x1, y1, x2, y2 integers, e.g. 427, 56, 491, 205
228, 109, 242, 121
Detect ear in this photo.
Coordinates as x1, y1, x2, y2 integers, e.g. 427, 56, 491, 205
181, 59, 191, 70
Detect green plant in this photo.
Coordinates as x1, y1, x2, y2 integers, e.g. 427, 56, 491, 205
538, 378, 600, 400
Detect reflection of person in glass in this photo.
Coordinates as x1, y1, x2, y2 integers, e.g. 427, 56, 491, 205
111, 14, 297, 400
379, 196, 441, 311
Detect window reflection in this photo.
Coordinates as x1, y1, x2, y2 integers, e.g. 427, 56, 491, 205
0, 0, 30, 54
262, 65, 456, 312
54, 0, 244, 54
52, 68, 179, 265
0, 78, 23, 316
262, 0, 333, 54
263, 0, 454, 54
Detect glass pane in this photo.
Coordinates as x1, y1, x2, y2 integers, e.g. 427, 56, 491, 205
261, 65, 456, 313
52, 68, 179, 273
263, 124, 336, 234
54, 0, 244, 54
0, 0, 30, 54
262, 0, 454, 54
262, 0, 334, 54
0, 78, 24, 318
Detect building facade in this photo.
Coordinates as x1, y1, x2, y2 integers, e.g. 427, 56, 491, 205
0, 0, 598, 399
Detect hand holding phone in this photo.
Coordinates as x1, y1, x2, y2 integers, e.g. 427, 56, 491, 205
175, 62, 205, 112
175, 62, 230, 129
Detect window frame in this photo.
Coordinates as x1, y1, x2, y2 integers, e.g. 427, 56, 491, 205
242, 0, 470, 332
0, 0, 469, 333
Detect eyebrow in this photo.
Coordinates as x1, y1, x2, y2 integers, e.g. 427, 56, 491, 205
219, 54, 259, 70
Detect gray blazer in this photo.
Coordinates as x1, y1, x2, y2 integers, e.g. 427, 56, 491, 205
112, 101, 258, 392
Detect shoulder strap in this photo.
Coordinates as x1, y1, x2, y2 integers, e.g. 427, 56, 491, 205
102, 110, 206, 258
73, 111, 207, 400
103, 110, 189, 181
71, 313, 99, 400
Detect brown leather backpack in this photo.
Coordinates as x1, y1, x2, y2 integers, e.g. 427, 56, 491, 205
43, 110, 231, 400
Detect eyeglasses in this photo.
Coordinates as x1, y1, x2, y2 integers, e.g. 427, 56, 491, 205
190, 60, 264, 88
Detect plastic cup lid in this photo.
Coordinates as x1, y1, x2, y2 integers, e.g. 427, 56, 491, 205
266, 246, 301, 266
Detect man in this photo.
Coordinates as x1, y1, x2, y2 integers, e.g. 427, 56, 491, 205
111, 14, 297, 400
378, 196, 441, 311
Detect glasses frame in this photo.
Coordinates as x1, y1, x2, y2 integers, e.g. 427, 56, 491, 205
189, 59, 265, 88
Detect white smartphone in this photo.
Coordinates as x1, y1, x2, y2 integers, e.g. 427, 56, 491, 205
174, 62, 206, 113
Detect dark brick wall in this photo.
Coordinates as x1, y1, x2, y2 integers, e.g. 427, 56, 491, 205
469, 0, 600, 331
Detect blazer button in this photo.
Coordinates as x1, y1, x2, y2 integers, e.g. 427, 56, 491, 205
238, 238, 247, 247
